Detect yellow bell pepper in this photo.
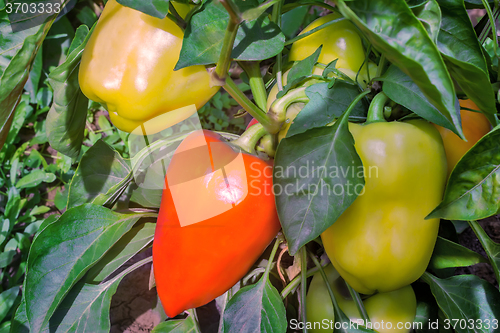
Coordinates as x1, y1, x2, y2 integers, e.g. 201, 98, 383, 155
321, 93, 447, 295
306, 265, 417, 333
79, 0, 219, 134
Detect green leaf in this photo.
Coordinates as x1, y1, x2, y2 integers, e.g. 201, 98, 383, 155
281, 6, 308, 39
427, 125, 500, 220
68, 24, 90, 55
10, 296, 29, 333
429, 236, 487, 270
176, 0, 284, 69
287, 82, 367, 138
86, 223, 155, 283
0, 250, 15, 268
25, 204, 146, 333
152, 311, 201, 333
129, 185, 163, 208
44, 277, 123, 333
274, 104, 364, 255
0, 287, 18, 324
436, 0, 497, 119
45, 25, 93, 158
67, 140, 131, 208
15, 169, 55, 189
0, 9, 54, 152
222, 275, 286, 333
381, 65, 461, 133
6, 97, 31, 145
336, 0, 463, 138
276, 46, 322, 99
421, 273, 500, 333
468, 220, 500, 284
412, 0, 441, 43
116, 0, 170, 19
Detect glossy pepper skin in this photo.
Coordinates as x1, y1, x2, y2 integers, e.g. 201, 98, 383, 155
153, 130, 281, 317
306, 265, 417, 333
321, 113, 447, 295
434, 99, 491, 176
79, 0, 219, 134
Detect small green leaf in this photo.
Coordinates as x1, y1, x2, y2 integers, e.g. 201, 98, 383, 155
411, 0, 441, 43
429, 236, 487, 270
116, 0, 170, 19
0, 251, 15, 268
276, 46, 322, 99
468, 220, 500, 284
46, 25, 94, 158
15, 169, 54, 189
67, 140, 131, 208
152, 310, 201, 333
0, 287, 19, 323
287, 82, 367, 138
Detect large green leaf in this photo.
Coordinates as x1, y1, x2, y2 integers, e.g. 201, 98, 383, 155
436, 0, 497, 120
336, 0, 463, 138
274, 104, 364, 255
427, 125, 500, 220
67, 140, 131, 209
175, 0, 284, 69
45, 25, 93, 158
25, 204, 150, 333
222, 274, 286, 333
412, 0, 441, 43
421, 273, 500, 333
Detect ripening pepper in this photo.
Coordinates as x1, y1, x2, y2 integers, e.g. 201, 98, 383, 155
153, 130, 281, 317
267, 13, 377, 140
306, 265, 417, 333
321, 93, 447, 295
434, 99, 491, 176
79, 0, 219, 134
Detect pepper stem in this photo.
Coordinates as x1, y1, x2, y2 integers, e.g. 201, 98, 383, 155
230, 123, 267, 154
269, 87, 309, 133
366, 91, 389, 123
223, 77, 273, 130
239, 61, 268, 111
214, 0, 241, 83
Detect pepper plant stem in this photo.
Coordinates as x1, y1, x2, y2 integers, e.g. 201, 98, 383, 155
346, 283, 370, 323
366, 92, 389, 123
300, 247, 308, 333
215, 0, 241, 82
223, 77, 276, 132
239, 61, 268, 111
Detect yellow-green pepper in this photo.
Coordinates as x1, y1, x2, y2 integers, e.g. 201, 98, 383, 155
306, 265, 417, 333
321, 93, 447, 295
79, 0, 219, 134
268, 13, 377, 140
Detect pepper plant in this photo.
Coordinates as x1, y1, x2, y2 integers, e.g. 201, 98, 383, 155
1, 0, 500, 332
